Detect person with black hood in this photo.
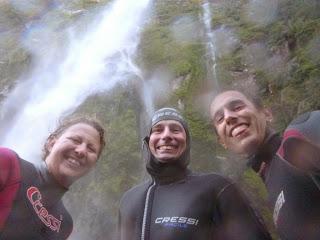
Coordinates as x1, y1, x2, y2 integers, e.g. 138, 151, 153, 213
118, 107, 272, 240
210, 89, 320, 240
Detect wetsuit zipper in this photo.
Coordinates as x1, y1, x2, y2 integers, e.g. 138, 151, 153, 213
140, 180, 156, 240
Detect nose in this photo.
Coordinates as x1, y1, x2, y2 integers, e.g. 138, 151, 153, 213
160, 126, 173, 140
224, 109, 237, 125
75, 143, 87, 158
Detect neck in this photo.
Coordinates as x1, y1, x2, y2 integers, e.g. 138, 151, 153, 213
36, 161, 68, 205
247, 129, 281, 173
146, 155, 189, 184
44, 159, 72, 189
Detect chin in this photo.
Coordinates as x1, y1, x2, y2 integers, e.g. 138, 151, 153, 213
60, 169, 81, 179
157, 156, 178, 163
238, 139, 260, 155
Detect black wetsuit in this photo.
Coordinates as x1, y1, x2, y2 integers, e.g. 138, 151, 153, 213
0, 147, 73, 240
118, 140, 271, 240
248, 111, 320, 240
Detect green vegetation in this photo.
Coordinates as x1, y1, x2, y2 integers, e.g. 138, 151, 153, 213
209, 0, 320, 122
0, 0, 319, 238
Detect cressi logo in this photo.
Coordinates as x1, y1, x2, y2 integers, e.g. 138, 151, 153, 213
155, 216, 199, 229
27, 186, 61, 233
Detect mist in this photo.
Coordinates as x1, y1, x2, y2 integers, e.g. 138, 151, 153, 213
0, 0, 152, 162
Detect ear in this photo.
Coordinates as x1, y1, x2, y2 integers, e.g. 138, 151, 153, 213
46, 136, 57, 153
262, 107, 273, 123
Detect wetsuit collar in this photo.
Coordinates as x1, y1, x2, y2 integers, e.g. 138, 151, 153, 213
146, 157, 191, 184
247, 130, 282, 178
36, 161, 68, 206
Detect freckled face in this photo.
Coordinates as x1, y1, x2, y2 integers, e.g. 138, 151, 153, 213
45, 123, 101, 187
149, 120, 187, 163
210, 91, 272, 156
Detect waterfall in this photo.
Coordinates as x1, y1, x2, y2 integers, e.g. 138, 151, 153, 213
201, 1, 220, 92
0, 0, 152, 162
142, 80, 155, 118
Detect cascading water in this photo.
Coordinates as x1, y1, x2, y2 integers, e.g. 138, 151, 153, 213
142, 80, 155, 118
141, 68, 173, 120
201, 1, 220, 92
0, 0, 152, 162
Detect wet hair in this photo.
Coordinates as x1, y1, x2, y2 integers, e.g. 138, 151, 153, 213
210, 84, 265, 135
214, 84, 264, 110
42, 117, 106, 160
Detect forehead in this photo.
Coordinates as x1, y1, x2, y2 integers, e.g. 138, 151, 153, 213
61, 123, 99, 138
152, 120, 184, 129
211, 91, 253, 114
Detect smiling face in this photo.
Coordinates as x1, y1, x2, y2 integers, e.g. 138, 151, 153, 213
45, 123, 101, 187
210, 91, 272, 156
149, 120, 187, 163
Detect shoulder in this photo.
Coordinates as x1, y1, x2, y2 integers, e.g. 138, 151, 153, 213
119, 180, 152, 218
120, 180, 151, 206
0, 147, 22, 184
189, 172, 233, 186
187, 172, 235, 197
0, 147, 33, 171
278, 111, 320, 171
283, 110, 320, 145
0, 147, 19, 163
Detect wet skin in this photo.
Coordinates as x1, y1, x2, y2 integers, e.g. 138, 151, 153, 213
210, 90, 272, 156
149, 120, 187, 163
45, 123, 101, 187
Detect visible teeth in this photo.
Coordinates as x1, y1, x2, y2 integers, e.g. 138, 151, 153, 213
158, 146, 175, 150
68, 158, 80, 167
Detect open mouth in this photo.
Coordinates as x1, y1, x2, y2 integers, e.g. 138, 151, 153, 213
157, 145, 177, 151
66, 157, 82, 168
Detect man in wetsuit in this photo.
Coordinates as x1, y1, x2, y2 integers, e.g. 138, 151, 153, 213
210, 89, 320, 240
118, 107, 271, 240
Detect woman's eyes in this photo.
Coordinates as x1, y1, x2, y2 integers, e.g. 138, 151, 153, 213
88, 146, 97, 153
69, 137, 97, 153
234, 105, 243, 111
69, 137, 81, 144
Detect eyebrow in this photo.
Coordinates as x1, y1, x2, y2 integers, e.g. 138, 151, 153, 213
151, 122, 183, 129
169, 123, 184, 130
151, 124, 163, 129
212, 99, 244, 119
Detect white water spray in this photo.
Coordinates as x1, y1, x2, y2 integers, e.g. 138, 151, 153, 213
141, 67, 173, 119
0, 0, 151, 161
201, 1, 219, 92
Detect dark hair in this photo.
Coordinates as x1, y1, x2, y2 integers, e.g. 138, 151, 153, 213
42, 117, 106, 160
210, 83, 265, 135
214, 83, 264, 110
